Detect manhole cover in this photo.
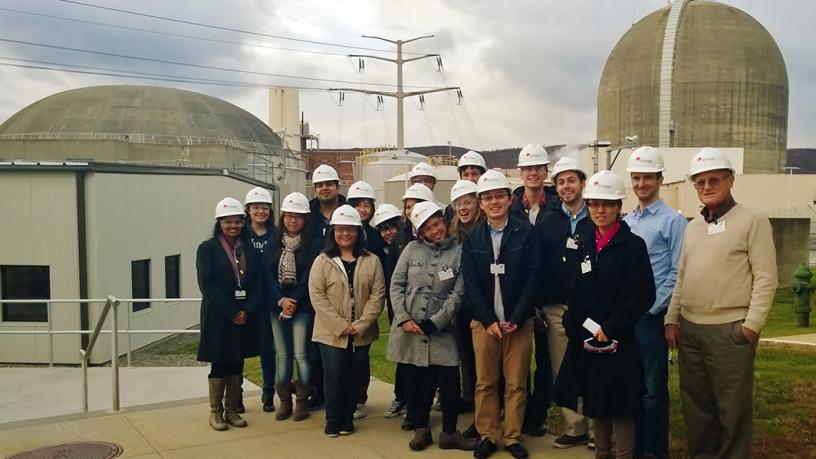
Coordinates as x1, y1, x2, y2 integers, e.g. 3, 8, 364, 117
8, 441, 123, 459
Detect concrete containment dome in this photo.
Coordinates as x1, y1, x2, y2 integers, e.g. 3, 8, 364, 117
597, 0, 788, 174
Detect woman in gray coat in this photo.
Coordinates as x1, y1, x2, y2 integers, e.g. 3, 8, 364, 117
388, 201, 477, 452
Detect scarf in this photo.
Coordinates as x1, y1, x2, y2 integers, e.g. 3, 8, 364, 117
278, 233, 301, 286
595, 221, 621, 254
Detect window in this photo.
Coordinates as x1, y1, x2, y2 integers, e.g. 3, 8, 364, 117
1, 265, 50, 322
131, 259, 151, 312
165, 255, 180, 299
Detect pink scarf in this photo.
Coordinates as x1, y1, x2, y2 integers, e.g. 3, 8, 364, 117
595, 222, 621, 254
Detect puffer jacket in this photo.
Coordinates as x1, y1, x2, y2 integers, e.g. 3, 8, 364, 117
308, 251, 385, 349
387, 238, 464, 367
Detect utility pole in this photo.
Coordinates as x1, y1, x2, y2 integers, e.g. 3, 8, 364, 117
329, 35, 459, 154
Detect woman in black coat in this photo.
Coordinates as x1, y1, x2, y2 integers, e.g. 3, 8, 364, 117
553, 171, 655, 459
197, 197, 264, 431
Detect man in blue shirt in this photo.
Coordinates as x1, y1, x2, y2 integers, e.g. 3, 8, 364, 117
623, 147, 688, 459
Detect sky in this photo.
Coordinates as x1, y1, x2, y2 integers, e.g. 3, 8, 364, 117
0, 0, 813, 151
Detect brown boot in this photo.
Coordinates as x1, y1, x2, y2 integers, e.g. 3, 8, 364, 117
224, 374, 248, 427
207, 378, 228, 431
293, 383, 312, 421
438, 431, 478, 451
409, 427, 433, 451
275, 382, 294, 421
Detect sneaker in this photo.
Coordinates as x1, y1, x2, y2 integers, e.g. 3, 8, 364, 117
384, 399, 407, 418
553, 433, 589, 449
340, 420, 355, 436
324, 424, 340, 438
587, 436, 596, 450
353, 403, 367, 419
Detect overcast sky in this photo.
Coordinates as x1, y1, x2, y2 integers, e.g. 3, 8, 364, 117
0, 0, 813, 150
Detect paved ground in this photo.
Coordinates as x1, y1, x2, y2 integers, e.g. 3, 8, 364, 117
0, 375, 594, 459
761, 333, 816, 346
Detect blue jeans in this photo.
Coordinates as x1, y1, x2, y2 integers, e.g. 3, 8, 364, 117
318, 342, 370, 429
271, 312, 314, 385
259, 312, 276, 400
634, 312, 669, 459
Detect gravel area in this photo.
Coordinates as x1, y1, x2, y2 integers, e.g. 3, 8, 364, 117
110, 331, 206, 367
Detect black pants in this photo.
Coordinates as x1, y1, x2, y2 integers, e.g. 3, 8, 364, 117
357, 351, 371, 404
311, 342, 324, 401
209, 360, 243, 378
404, 364, 460, 433
319, 342, 370, 428
525, 324, 552, 426
394, 363, 407, 402
457, 320, 477, 403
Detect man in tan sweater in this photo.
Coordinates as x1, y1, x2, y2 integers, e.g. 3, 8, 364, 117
665, 148, 778, 459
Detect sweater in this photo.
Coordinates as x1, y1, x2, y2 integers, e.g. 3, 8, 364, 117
664, 203, 778, 332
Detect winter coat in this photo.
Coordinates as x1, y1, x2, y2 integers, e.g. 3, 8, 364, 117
387, 238, 464, 367
265, 233, 322, 314
509, 185, 560, 225
461, 216, 540, 327
553, 221, 656, 418
537, 207, 593, 305
309, 251, 385, 349
245, 227, 277, 354
308, 194, 347, 247
196, 236, 263, 363
363, 223, 386, 258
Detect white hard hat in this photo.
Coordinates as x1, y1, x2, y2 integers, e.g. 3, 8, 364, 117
408, 162, 436, 180
584, 170, 626, 200
410, 201, 443, 231
244, 186, 273, 206
450, 179, 478, 202
312, 164, 340, 184
370, 204, 401, 228
215, 197, 245, 219
330, 204, 362, 227
280, 192, 310, 214
689, 147, 734, 178
402, 183, 435, 202
517, 144, 550, 167
551, 156, 587, 181
626, 146, 665, 173
476, 169, 512, 195
347, 180, 376, 200
458, 151, 486, 171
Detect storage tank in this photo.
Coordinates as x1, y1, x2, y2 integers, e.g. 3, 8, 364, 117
358, 149, 429, 204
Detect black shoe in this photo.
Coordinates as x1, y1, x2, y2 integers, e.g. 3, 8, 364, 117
473, 438, 497, 459
521, 422, 546, 437
339, 419, 355, 436
307, 396, 324, 411
462, 422, 479, 439
324, 424, 340, 438
553, 433, 588, 449
505, 443, 529, 459
236, 399, 246, 414
261, 393, 275, 413
401, 417, 415, 431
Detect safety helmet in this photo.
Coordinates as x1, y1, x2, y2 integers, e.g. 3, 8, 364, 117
450, 179, 478, 203
551, 156, 587, 181
410, 201, 443, 231
330, 204, 362, 226
689, 147, 734, 178
626, 146, 665, 173
280, 192, 310, 214
370, 204, 401, 228
402, 183, 435, 202
347, 180, 376, 200
215, 197, 245, 219
517, 144, 550, 167
458, 151, 487, 172
584, 171, 626, 200
312, 164, 340, 184
244, 186, 273, 206
408, 162, 436, 181
476, 169, 512, 195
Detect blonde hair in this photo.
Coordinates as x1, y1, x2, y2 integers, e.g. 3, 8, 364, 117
449, 205, 485, 243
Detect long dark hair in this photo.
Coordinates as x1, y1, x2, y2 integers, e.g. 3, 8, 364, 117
274, 213, 313, 245
211, 216, 247, 240
323, 226, 368, 258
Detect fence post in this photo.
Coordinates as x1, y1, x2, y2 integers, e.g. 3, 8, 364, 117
47, 301, 54, 368
110, 296, 121, 412
80, 349, 88, 413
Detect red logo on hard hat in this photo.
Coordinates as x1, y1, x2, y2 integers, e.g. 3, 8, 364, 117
593, 181, 599, 186
697, 157, 702, 161
635, 157, 641, 161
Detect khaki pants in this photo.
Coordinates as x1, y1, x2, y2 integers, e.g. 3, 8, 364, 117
471, 319, 533, 445
542, 304, 590, 437
678, 317, 757, 459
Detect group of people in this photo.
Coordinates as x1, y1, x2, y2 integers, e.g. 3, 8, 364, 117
196, 144, 777, 459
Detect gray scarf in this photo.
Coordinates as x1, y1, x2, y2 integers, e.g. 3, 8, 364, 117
278, 233, 300, 286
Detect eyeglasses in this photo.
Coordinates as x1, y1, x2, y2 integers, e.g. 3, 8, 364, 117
334, 227, 358, 235
587, 201, 619, 209
692, 174, 731, 190
479, 193, 510, 203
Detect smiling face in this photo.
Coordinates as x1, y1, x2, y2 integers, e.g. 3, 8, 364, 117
378, 221, 399, 245
555, 171, 585, 206
454, 194, 479, 224
219, 215, 244, 238
520, 164, 548, 188
247, 203, 271, 225
403, 199, 420, 219
459, 166, 483, 183
354, 200, 374, 222
314, 181, 339, 204
333, 225, 358, 250
691, 169, 734, 209
282, 212, 305, 235
478, 189, 512, 221
630, 172, 663, 203
420, 215, 447, 243
587, 199, 622, 231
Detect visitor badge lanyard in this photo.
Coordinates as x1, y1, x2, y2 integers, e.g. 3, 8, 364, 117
219, 236, 245, 299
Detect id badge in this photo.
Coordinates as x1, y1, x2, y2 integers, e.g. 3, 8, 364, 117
490, 263, 505, 275
438, 269, 454, 281
565, 237, 578, 250
234, 290, 247, 300
580, 259, 592, 274
707, 221, 726, 236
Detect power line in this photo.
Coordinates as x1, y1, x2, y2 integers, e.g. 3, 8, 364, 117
0, 37, 439, 89
0, 7, 351, 57
58, 0, 423, 55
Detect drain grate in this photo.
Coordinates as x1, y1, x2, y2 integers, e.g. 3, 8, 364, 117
8, 441, 123, 459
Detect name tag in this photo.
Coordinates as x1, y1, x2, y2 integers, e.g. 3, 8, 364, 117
581, 259, 592, 274
565, 237, 578, 250
707, 221, 726, 235
438, 269, 454, 281
583, 317, 601, 335
490, 263, 505, 275
234, 290, 247, 300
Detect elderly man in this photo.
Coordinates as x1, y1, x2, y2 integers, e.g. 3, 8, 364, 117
665, 147, 778, 459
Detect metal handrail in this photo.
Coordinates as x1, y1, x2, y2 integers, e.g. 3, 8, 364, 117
80, 296, 119, 412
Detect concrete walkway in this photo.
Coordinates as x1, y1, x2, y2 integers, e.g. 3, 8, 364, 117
0, 375, 594, 459
762, 332, 816, 346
